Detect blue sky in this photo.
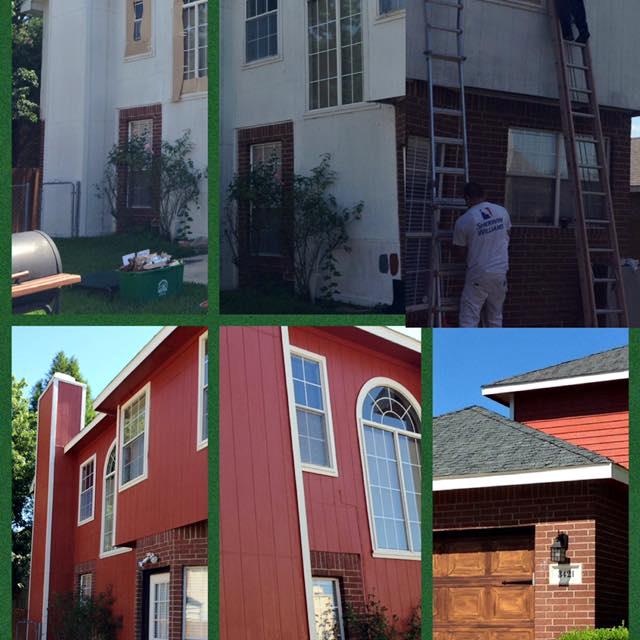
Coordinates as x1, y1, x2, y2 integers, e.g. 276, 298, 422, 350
433, 329, 628, 417
12, 326, 163, 399
633, 117, 639, 138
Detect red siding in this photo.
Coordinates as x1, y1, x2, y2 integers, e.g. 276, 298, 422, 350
514, 381, 629, 468
290, 327, 422, 623
220, 326, 308, 640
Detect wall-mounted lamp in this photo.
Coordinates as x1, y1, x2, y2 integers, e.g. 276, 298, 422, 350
550, 533, 569, 564
138, 552, 159, 569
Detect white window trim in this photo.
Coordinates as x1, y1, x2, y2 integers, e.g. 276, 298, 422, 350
289, 345, 339, 477
312, 577, 346, 640
243, 0, 283, 68
182, 565, 208, 640
356, 377, 421, 561
304, 0, 369, 114
79, 572, 93, 601
99, 440, 132, 559
77, 454, 97, 526
197, 331, 209, 450
183, 0, 209, 81
118, 382, 151, 492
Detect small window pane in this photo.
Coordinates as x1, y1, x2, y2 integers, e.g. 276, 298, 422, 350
313, 579, 344, 640
184, 567, 208, 640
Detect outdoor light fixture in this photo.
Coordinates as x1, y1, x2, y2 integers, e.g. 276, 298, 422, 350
550, 533, 569, 564
137, 553, 159, 569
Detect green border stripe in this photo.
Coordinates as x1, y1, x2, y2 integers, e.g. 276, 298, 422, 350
630, 329, 638, 638
422, 329, 432, 639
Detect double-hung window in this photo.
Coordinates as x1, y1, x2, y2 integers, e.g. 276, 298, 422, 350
183, 0, 208, 82
79, 573, 93, 602
126, 0, 152, 58
246, 0, 278, 63
183, 566, 208, 639
312, 578, 345, 640
308, 0, 363, 110
120, 385, 150, 489
78, 455, 96, 525
290, 348, 337, 474
198, 333, 209, 449
359, 383, 421, 556
102, 444, 117, 554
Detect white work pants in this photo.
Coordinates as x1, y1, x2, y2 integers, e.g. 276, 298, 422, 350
459, 273, 508, 328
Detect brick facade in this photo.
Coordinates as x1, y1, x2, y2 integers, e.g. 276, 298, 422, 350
73, 559, 97, 598
400, 80, 636, 326
434, 480, 628, 639
236, 121, 295, 285
135, 521, 208, 640
117, 103, 163, 231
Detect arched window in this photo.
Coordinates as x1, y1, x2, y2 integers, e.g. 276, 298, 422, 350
102, 442, 117, 554
358, 380, 421, 556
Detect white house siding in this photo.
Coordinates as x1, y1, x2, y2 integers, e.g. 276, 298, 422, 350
220, 0, 405, 306
40, 0, 208, 239
407, 0, 640, 110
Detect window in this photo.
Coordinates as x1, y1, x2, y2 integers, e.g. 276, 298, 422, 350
126, 0, 152, 57
290, 348, 337, 474
127, 119, 154, 209
78, 455, 96, 525
183, 1, 208, 81
120, 385, 150, 489
250, 142, 283, 256
379, 0, 404, 15
359, 382, 421, 556
102, 443, 117, 554
506, 128, 608, 226
197, 333, 209, 449
312, 578, 345, 640
246, 0, 278, 63
183, 567, 208, 640
79, 573, 93, 602
307, 0, 363, 110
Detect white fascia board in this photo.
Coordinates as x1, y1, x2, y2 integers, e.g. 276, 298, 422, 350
482, 370, 628, 397
433, 463, 628, 492
357, 327, 421, 353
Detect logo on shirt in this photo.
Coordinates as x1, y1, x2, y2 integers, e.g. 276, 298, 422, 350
480, 208, 493, 220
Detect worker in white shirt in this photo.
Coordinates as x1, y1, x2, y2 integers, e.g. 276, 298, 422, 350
452, 182, 511, 328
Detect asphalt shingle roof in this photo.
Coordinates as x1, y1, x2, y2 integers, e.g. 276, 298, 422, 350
433, 406, 611, 477
485, 346, 628, 388
632, 138, 640, 189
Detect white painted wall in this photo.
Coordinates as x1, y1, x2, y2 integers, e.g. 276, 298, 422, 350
40, 0, 208, 239
220, 0, 405, 305
407, 0, 640, 110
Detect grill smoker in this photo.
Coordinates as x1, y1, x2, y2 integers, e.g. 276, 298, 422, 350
12, 231, 79, 314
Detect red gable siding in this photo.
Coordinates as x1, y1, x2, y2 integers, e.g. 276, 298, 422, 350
514, 380, 629, 468
220, 326, 308, 640
290, 327, 422, 622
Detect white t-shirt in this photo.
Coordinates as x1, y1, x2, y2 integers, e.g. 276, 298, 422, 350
452, 201, 511, 279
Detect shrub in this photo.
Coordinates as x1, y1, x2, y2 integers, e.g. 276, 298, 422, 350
557, 627, 628, 640
343, 595, 420, 640
48, 588, 122, 640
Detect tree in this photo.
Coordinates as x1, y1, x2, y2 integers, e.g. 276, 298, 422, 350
30, 352, 96, 424
12, 377, 37, 600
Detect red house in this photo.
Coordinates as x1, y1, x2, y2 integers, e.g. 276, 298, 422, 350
28, 327, 209, 640
220, 326, 422, 639
434, 346, 629, 640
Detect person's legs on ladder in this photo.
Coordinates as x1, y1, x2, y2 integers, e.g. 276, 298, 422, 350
459, 278, 489, 328
571, 0, 590, 42
483, 274, 508, 328
555, 0, 575, 40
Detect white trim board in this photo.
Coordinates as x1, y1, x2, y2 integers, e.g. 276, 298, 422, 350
357, 326, 421, 353
482, 370, 628, 397
433, 463, 628, 492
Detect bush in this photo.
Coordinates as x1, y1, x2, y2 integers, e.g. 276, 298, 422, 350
343, 595, 420, 640
557, 627, 628, 640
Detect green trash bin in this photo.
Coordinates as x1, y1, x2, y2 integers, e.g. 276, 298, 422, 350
118, 262, 184, 302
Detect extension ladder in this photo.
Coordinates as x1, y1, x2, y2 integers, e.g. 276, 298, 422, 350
549, 3, 628, 327
405, 0, 469, 327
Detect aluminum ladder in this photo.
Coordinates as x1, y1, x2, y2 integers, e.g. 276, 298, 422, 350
549, 3, 628, 327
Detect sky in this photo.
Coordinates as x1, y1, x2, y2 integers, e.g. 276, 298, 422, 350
12, 326, 163, 399
633, 117, 640, 138
433, 329, 628, 417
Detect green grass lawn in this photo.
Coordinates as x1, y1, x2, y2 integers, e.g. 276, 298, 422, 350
25, 232, 207, 316
220, 282, 397, 315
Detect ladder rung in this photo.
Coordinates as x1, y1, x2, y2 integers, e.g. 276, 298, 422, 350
582, 191, 606, 196
433, 107, 463, 116
569, 87, 592, 94
405, 232, 433, 239
578, 164, 602, 170
596, 309, 623, 315
585, 218, 611, 225
593, 278, 618, 284
571, 112, 595, 118
427, 24, 463, 34
435, 166, 466, 175
426, 52, 466, 63
426, 0, 464, 8
567, 63, 589, 70
435, 136, 464, 146
568, 41, 588, 48
435, 197, 467, 206
588, 248, 614, 253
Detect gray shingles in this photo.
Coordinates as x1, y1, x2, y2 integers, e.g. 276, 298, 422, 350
484, 346, 628, 388
433, 406, 611, 478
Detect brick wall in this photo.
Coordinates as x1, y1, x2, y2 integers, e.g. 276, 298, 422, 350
400, 80, 636, 326
434, 480, 628, 638
135, 521, 208, 640
73, 559, 97, 598
236, 121, 294, 285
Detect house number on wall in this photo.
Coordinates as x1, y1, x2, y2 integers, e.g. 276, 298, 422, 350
549, 563, 583, 586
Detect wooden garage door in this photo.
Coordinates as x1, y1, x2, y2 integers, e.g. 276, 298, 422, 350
434, 528, 534, 640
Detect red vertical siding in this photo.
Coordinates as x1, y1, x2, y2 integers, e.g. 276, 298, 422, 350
290, 328, 422, 624
514, 382, 629, 468
220, 327, 309, 640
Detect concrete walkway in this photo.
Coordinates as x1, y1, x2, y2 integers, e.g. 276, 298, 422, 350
183, 254, 208, 285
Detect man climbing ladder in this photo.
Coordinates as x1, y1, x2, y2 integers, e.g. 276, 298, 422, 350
555, 0, 590, 43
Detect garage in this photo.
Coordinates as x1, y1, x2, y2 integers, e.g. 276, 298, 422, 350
433, 528, 534, 640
